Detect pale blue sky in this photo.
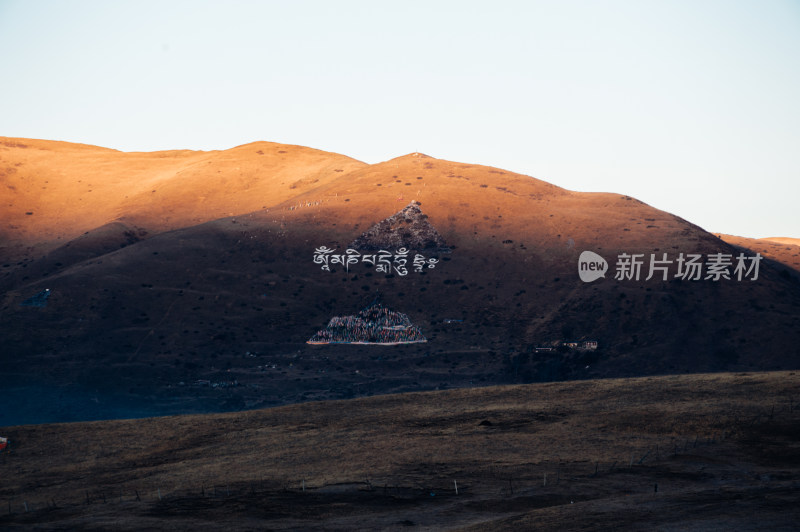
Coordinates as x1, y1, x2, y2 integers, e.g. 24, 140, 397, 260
1, 0, 798, 237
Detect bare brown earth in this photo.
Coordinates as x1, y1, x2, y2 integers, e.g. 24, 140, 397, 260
1, 371, 798, 530
1, 139, 800, 426
764, 237, 800, 247
716, 233, 800, 273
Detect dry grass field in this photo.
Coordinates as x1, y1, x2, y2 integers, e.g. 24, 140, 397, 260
1, 371, 798, 530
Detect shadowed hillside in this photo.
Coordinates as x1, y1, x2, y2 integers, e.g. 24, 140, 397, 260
1, 139, 799, 425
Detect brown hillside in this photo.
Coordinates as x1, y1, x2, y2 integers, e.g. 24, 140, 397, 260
764, 237, 800, 247
1, 139, 799, 426
272, 151, 717, 254
715, 233, 800, 272
0, 137, 365, 259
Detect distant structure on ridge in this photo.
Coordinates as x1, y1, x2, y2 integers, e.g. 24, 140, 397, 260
348, 200, 450, 253
308, 301, 427, 345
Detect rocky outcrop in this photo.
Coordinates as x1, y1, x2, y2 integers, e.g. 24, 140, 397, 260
308, 302, 427, 345
348, 201, 450, 253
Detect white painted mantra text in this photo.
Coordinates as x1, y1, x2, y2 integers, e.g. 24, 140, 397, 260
313, 247, 440, 276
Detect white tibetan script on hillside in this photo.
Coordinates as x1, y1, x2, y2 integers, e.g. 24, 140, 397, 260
313, 246, 439, 276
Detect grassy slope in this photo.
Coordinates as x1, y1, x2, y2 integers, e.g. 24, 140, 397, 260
716, 233, 800, 272
2, 140, 800, 426
1, 371, 798, 530
0, 137, 365, 259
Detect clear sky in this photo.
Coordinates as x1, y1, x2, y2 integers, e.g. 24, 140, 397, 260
1, 0, 798, 238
